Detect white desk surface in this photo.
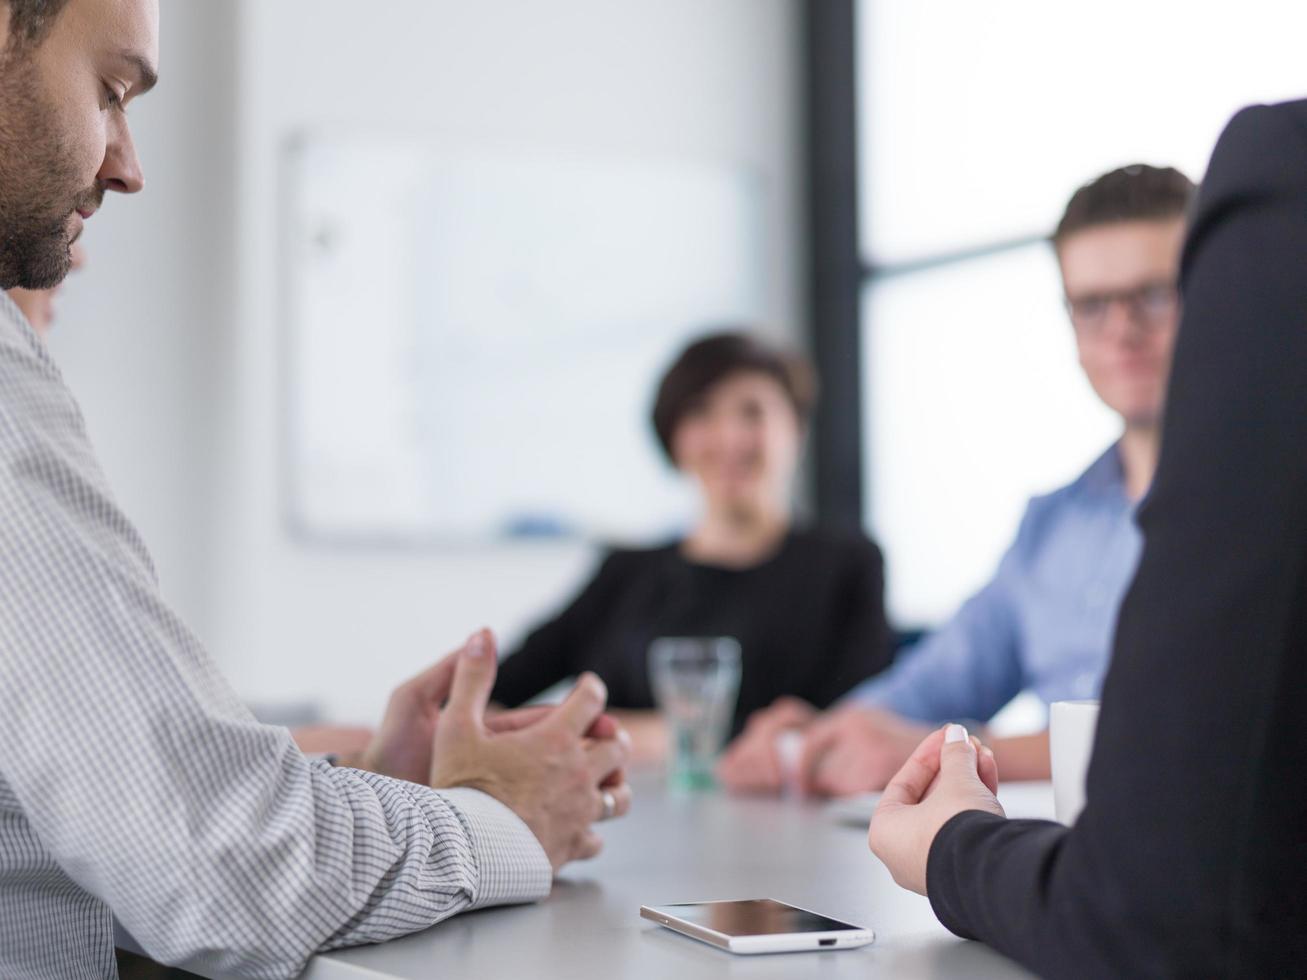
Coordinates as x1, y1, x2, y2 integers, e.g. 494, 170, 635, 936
274, 773, 1050, 980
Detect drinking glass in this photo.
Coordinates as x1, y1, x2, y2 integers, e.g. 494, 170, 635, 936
648, 636, 742, 790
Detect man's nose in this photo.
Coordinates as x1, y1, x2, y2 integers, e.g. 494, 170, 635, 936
98, 116, 145, 195
1100, 298, 1150, 344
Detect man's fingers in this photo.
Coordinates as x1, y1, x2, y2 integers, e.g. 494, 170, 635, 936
573, 830, 604, 862
597, 782, 633, 821
484, 705, 552, 734
717, 741, 781, 793
724, 766, 781, 794
811, 744, 868, 797
797, 720, 843, 794
718, 732, 773, 788
878, 727, 948, 808
392, 649, 461, 711
744, 697, 810, 736
443, 629, 499, 729
484, 706, 622, 738
552, 673, 608, 737
585, 730, 630, 782
773, 699, 816, 732
586, 713, 620, 741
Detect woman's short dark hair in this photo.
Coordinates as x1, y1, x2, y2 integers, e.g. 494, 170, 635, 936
651, 331, 817, 464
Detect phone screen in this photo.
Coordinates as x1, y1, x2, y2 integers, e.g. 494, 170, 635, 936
648, 900, 860, 936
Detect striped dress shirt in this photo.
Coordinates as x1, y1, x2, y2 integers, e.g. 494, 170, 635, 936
0, 293, 551, 979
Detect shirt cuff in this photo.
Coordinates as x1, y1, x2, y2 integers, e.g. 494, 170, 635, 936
436, 787, 552, 909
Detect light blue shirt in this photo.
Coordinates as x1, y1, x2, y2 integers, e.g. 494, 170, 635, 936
848, 445, 1140, 723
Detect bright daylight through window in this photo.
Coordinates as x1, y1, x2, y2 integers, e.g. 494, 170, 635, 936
858, 0, 1307, 626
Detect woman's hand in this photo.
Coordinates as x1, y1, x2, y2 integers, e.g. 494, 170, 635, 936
867, 724, 1004, 895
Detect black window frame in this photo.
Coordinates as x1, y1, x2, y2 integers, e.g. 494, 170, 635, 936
803, 0, 1048, 533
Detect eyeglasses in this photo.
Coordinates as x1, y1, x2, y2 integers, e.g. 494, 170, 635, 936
1064, 280, 1179, 334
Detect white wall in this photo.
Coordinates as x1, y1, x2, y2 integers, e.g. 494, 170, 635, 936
202, 0, 807, 722
46, 2, 236, 631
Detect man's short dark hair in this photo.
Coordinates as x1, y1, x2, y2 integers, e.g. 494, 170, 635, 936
651, 331, 817, 464
3, 0, 71, 47
1053, 164, 1196, 248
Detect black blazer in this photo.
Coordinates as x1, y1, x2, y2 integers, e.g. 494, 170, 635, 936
926, 100, 1307, 977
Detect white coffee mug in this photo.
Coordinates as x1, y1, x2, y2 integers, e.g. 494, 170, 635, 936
1050, 699, 1100, 826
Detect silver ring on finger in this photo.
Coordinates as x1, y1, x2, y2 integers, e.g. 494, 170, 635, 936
599, 789, 617, 822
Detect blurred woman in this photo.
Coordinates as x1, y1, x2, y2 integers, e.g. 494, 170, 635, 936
491, 331, 893, 759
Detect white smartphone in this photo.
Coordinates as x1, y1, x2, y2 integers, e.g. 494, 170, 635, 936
640, 898, 874, 955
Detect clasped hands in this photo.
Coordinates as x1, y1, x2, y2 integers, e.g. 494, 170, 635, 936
354, 629, 632, 873
717, 702, 1005, 896
867, 723, 1003, 894
717, 699, 939, 796
323, 639, 1003, 893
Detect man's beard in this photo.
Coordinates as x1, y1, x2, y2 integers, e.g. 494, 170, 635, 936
0, 47, 94, 290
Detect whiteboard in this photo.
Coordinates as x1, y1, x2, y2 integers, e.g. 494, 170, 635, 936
283, 136, 768, 543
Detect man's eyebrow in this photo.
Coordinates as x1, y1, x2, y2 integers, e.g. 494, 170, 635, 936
116, 51, 159, 95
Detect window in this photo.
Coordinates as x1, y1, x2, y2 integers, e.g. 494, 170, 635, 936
857, 0, 1307, 625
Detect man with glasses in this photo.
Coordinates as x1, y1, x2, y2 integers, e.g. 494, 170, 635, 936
719, 164, 1193, 796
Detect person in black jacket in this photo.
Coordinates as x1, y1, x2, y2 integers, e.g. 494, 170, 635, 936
868, 100, 1307, 976
492, 332, 893, 759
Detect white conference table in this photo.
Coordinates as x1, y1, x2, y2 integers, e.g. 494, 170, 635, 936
272, 773, 1052, 980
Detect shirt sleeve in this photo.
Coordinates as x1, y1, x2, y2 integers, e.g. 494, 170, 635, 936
924, 102, 1307, 977
842, 529, 1027, 723
0, 322, 550, 980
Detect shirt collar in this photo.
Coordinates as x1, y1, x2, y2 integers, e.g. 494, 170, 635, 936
1079, 442, 1128, 499
0, 289, 42, 348
0, 289, 27, 331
